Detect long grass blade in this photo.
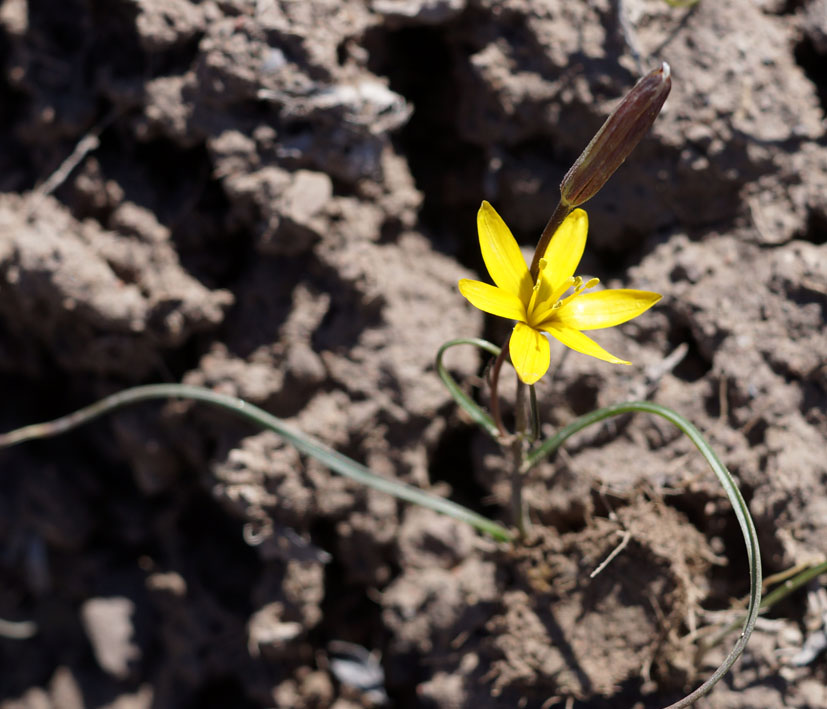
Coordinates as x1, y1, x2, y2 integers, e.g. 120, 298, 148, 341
523, 401, 761, 708
0, 384, 512, 542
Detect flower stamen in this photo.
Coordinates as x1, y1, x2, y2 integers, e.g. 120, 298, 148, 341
581, 277, 600, 292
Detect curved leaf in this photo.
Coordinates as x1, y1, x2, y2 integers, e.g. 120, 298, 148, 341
0, 384, 513, 542
435, 338, 502, 438
524, 401, 761, 708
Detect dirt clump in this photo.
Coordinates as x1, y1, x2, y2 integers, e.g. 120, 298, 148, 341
1, 0, 827, 707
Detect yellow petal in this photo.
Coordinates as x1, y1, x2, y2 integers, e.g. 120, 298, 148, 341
477, 201, 533, 304
458, 279, 527, 322
541, 323, 630, 365
542, 208, 588, 293
527, 263, 575, 326
509, 322, 550, 385
552, 289, 662, 330
526, 258, 555, 319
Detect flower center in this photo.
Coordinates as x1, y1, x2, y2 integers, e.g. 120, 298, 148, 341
526, 259, 599, 328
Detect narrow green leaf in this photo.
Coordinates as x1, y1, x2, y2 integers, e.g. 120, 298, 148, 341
709, 558, 827, 647
759, 560, 827, 611
0, 384, 512, 542
524, 401, 761, 708
435, 338, 501, 438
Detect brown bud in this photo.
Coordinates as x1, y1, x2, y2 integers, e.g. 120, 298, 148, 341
560, 62, 671, 208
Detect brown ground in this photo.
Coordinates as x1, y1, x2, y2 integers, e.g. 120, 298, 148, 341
1, 0, 826, 707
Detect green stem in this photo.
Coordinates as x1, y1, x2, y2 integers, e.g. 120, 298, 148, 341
529, 385, 541, 441
529, 199, 573, 279
488, 343, 509, 438
524, 400, 761, 709
511, 380, 528, 536
0, 383, 513, 542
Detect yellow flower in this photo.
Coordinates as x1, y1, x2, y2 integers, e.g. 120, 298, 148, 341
459, 201, 662, 385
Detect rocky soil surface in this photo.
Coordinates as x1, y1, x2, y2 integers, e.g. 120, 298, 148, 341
1, 0, 826, 707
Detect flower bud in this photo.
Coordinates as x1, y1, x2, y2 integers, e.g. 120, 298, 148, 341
560, 62, 671, 207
